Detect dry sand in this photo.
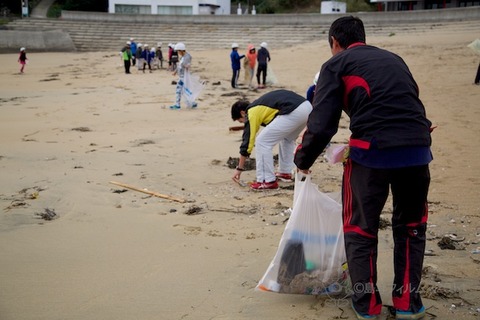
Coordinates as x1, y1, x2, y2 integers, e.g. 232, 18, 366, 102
1, 22, 480, 320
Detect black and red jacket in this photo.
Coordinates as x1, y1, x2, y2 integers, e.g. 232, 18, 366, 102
294, 43, 432, 170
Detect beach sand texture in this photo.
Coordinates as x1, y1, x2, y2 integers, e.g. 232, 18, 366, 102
1, 22, 480, 319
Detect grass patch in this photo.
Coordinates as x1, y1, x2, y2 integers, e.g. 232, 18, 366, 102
47, 3, 63, 18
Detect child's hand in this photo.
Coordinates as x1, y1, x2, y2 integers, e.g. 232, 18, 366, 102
232, 170, 242, 181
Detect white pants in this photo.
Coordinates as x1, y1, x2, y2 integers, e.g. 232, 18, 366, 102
255, 100, 312, 182
137, 58, 144, 70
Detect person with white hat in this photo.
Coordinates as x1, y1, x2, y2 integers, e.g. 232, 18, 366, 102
146, 47, 155, 73
141, 44, 149, 73
230, 43, 245, 89
168, 43, 179, 71
170, 42, 196, 109
244, 44, 257, 89
135, 43, 143, 71
156, 42, 164, 69
18, 47, 28, 73
256, 41, 271, 89
121, 42, 132, 74
129, 38, 137, 66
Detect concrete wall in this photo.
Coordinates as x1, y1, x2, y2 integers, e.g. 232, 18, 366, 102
0, 29, 76, 53
1, 6, 478, 53
61, 6, 480, 25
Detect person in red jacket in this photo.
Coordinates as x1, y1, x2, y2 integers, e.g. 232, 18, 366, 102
294, 16, 432, 320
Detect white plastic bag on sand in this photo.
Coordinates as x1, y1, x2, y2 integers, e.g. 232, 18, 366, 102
266, 66, 278, 85
182, 71, 205, 106
468, 39, 480, 55
256, 173, 350, 296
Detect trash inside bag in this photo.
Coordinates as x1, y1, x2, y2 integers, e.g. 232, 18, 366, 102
256, 173, 351, 296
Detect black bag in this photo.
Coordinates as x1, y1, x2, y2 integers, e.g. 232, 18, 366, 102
277, 240, 306, 286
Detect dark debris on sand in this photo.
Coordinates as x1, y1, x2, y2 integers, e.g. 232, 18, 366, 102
226, 157, 256, 171
71, 127, 92, 132
184, 205, 203, 215
35, 208, 58, 221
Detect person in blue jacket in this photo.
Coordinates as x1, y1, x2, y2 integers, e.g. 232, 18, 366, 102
306, 71, 320, 103
147, 47, 155, 73
129, 38, 137, 66
141, 44, 149, 73
230, 43, 245, 88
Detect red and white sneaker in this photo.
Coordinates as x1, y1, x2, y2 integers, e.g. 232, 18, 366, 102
250, 181, 279, 191
275, 172, 294, 182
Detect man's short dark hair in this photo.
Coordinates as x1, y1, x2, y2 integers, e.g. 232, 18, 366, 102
328, 16, 366, 49
231, 100, 250, 120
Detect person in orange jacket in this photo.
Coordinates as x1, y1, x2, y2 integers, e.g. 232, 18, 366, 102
243, 44, 257, 89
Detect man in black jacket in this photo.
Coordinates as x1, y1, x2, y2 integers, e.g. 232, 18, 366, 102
294, 16, 433, 320
256, 42, 271, 89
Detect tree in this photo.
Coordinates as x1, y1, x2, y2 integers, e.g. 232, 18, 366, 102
62, 0, 108, 12
0, 0, 24, 14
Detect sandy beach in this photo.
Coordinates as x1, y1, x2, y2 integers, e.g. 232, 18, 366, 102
1, 22, 480, 320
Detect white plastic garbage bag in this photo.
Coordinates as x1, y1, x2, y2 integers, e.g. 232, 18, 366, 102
256, 173, 350, 296
266, 66, 278, 85
468, 39, 480, 55
182, 71, 205, 106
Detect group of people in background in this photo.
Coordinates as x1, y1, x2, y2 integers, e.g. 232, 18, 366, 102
230, 41, 271, 89
121, 38, 179, 74
119, 39, 196, 110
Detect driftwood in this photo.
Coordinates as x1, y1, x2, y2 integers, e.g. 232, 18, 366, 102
109, 181, 186, 203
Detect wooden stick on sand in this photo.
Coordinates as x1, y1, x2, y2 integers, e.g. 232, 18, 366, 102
109, 181, 186, 203
229, 125, 245, 132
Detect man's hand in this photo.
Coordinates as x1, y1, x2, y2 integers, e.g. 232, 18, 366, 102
297, 168, 310, 174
